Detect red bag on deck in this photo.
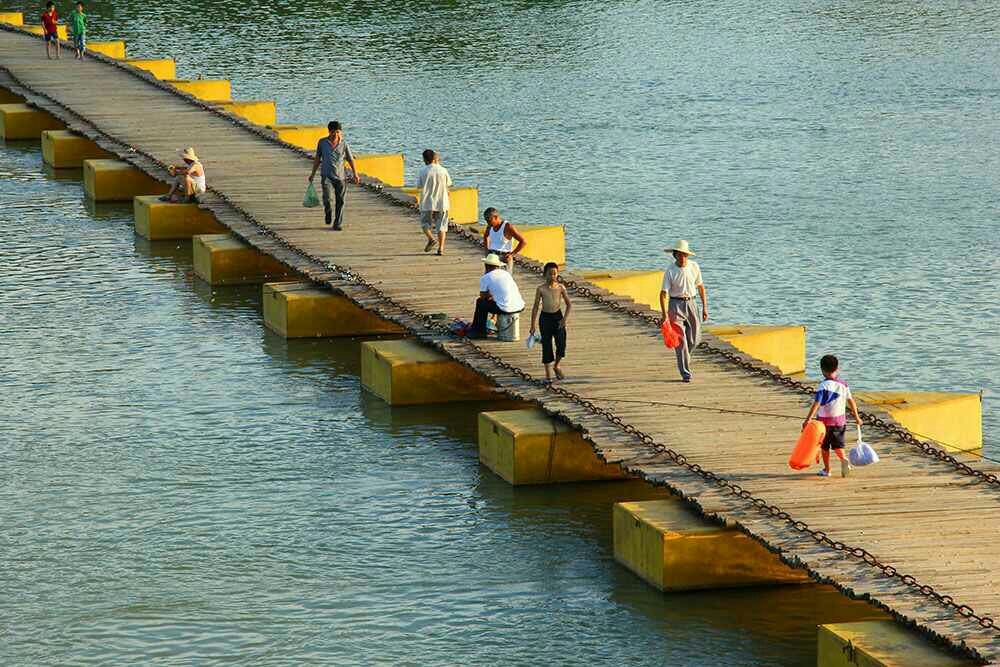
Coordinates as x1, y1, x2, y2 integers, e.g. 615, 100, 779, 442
789, 421, 826, 470
661, 321, 683, 349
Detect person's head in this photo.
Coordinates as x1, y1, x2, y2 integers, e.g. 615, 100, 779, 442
483, 253, 504, 273
543, 262, 559, 282
820, 354, 839, 378
76, 1, 83, 9
46, 2, 54, 9
483, 207, 500, 227
666, 240, 695, 266
422, 149, 436, 165
327, 120, 342, 138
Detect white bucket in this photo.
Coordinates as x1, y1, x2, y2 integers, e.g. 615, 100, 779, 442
496, 311, 520, 342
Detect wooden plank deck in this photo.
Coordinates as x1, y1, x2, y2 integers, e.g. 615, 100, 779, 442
3, 26, 999, 662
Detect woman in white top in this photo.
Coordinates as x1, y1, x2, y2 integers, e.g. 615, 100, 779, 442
481, 207, 526, 271
161, 147, 206, 203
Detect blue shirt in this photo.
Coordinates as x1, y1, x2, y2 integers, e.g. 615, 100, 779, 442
316, 137, 354, 181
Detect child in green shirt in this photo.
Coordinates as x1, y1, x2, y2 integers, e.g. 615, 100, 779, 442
68, 1, 86, 60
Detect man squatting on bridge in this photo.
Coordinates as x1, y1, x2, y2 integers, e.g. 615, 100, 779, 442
482, 207, 526, 272
803, 355, 863, 478
529, 262, 572, 382
659, 240, 709, 383
160, 147, 206, 203
470, 253, 525, 338
308, 121, 360, 231
417, 149, 452, 256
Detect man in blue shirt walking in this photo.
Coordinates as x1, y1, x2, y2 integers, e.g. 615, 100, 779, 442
308, 121, 360, 230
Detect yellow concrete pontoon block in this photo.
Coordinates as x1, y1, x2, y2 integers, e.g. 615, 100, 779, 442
272, 124, 326, 150
263, 281, 405, 338
125, 58, 176, 80
0, 88, 24, 104
401, 186, 479, 224
193, 234, 293, 286
167, 79, 232, 102
0, 103, 65, 140
0, 12, 24, 25
350, 153, 404, 187
216, 100, 277, 126
613, 499, 810, 591
24, 24, 67, 39
361, 339, 502, 406
465, 223, 566, 266
857, 391, 983, 453
87, 41, 125, 59
83, 159, 168, 202
479, 408, 628, 485
581, 270, 664, 310
817, 621, 976, 667
707, 325, 807, 376
133, 195, 227, 240
41, 130, 113, 168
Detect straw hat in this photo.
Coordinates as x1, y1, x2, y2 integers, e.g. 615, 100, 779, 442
483, 253, 505, 267
664, 239, 696, 256
180, 147, 199, 162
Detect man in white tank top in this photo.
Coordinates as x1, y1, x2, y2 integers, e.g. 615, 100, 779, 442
482, 207, 526, 271
160, 147, 206, 203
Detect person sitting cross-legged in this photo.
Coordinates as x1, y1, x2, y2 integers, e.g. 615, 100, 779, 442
469, 253, 525, 339
159, 147, 206, 203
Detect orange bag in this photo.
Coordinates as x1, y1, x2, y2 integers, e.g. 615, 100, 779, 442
661, 321, 683, 349
788, 421, 826, 470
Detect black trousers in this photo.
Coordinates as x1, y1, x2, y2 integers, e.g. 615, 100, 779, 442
539, 310, 566, 364
470, 297, 503, 336
321, 175, 346, 228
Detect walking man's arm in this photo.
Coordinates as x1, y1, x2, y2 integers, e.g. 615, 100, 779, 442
309, 150, 320, 182
559, 285, 571, 329
659, 290, 668, 325
345, 146, 360, 185
507, 223, 527, 257
698, 282, 708, 321
529, 287, 542, 335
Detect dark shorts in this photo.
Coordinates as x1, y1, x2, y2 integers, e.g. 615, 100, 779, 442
44, 32, 58, 42
821, 425, 846, 450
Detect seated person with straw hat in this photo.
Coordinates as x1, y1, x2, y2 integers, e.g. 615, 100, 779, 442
160, 147, 206, 203
469, 253, 525, 339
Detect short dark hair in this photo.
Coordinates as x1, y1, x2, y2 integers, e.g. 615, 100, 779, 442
483, 207, 499, 221
46, 1, 54, 7
327, 120, 342, 132
543, 262, 558, 273
422, 149, 435, 164
820, 354, 839, 374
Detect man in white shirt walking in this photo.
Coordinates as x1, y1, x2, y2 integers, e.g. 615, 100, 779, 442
417, 149, 453, 256
659, 240, 709, 382
470, 253, 525, 338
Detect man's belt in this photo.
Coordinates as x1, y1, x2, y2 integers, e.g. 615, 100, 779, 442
669, 295, 694, 301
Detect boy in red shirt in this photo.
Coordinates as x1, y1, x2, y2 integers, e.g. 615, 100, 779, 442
41, 1, 60, 59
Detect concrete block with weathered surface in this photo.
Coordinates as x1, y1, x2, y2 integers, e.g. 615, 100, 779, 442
83, 159, 167, 201
614, 499, 810, 591
192, 234, 294, 286
133, 195, 227, 240
361, 339, 503, 405
263, 281, 405, 338
0, 103, 64, 140
42, 130, 113, 168
479, 408, 628, 485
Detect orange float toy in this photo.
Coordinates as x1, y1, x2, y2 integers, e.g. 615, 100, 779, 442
789, 421, 826, 470
661, 320, 683, 349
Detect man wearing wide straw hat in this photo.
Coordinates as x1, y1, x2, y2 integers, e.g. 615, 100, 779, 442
469, 253, 525, 339
659, 239, 709, 382
160, 147, 206, 203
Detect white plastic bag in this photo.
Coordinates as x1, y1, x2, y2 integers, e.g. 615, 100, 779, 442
526, 332, 541, 350
848, 425, 879, 466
